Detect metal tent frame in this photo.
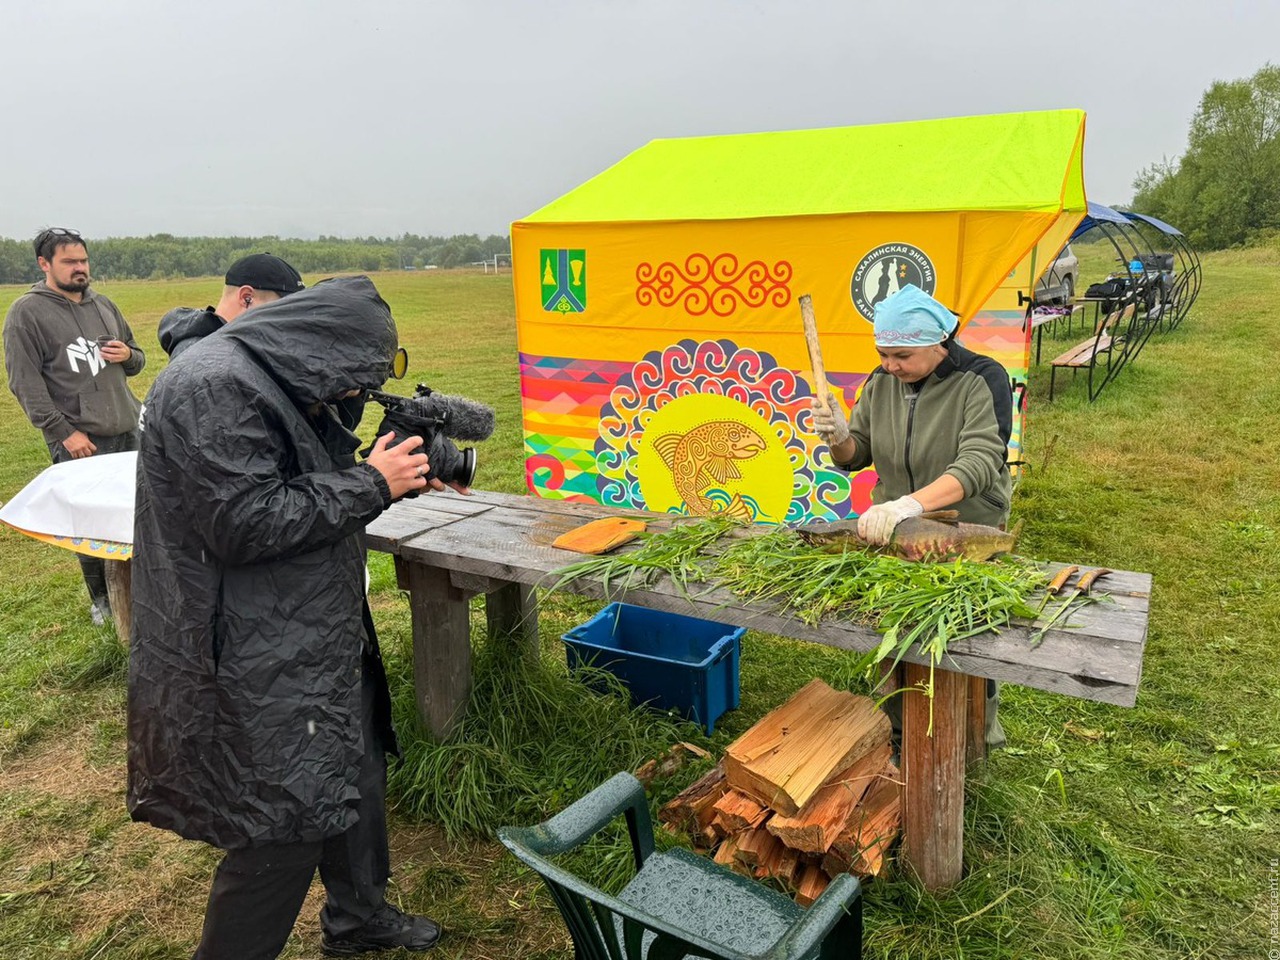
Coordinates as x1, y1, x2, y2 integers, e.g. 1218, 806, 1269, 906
1118, 210, 1202, 329
1049, 203, 1162, 401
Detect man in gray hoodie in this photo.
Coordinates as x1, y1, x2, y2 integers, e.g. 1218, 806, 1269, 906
4, 227, 146, 624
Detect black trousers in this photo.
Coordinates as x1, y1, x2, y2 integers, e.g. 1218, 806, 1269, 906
192, 650, 391, 960
47, 430, 138, 608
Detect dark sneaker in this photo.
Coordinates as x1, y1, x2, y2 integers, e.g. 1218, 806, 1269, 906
321, 903, 441, 956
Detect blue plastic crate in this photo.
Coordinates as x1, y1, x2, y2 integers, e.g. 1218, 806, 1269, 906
562, 603, 743, 734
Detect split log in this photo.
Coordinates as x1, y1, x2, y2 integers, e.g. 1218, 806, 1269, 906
712, 833, 741, 867
752, 836, 781, 877
821, 761, 902, 879
767, 741, 892, 854
634, 741, 711, 787
657, 764, 727, 836
712, 834, 750, 876
774, 846, 803, 891
724, 679, 890, 816
661, 805, 723, 849
754, 840, 803, 891
794, 862, 831, 907
711, 789, 770, 833
733, 823, 782, 868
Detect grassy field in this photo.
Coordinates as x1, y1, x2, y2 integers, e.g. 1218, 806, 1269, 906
0, 258, 1277, 959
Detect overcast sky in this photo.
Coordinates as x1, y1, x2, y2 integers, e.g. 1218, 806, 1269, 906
1, 0, 1272, 241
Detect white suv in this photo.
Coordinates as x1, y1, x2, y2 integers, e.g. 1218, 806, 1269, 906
1034, 244, 1078, 304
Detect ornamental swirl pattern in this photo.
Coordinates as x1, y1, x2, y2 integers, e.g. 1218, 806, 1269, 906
636, 253, 793, 317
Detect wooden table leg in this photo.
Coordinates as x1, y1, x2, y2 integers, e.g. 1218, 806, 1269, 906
397, 559, 473, 740
104, 558, 131, 644
485, 582, 538, 661
900, 662, 967, 891
966, 674, 988, 767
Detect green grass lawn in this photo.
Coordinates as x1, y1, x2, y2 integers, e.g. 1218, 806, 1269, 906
1, 259, 1276, 959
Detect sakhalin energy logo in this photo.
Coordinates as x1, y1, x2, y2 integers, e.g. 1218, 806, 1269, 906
849, 242, 936, 321
541, 249, 587, 313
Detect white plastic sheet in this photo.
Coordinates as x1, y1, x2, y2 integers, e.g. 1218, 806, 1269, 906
0, 451, 136, 545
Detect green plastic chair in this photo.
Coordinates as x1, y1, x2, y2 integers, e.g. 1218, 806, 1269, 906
498, 772, 862, 960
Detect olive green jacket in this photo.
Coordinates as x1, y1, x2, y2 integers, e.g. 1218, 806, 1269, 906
840, 342, 1013, 527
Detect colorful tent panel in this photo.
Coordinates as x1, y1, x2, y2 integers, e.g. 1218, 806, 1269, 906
512, 111, 1088, 523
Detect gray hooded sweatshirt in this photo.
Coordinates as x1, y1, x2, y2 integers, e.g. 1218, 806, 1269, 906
3, 282, 145, 445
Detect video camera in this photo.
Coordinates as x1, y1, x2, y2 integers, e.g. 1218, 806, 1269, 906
365, 383, 495, 488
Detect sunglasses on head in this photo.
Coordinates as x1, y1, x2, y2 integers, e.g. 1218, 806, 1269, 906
37, 227, 83, 258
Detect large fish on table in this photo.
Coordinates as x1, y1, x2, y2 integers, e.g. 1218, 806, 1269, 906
794, 512, 1019, 562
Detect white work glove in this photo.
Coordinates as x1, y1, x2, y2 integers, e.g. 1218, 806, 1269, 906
857, 495, 923, 546
809, 392, 850, 448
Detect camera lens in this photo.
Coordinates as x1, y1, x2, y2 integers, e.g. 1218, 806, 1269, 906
421, 437, 477, 488
455, 448, 477, 488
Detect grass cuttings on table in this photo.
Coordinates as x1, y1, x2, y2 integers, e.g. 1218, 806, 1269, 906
711, 525, 1048, 648
549, 518, 1069, 732
547, 516, 737, 598
712, 528, 1051, 730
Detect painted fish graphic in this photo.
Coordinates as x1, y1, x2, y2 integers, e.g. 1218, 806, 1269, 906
651, 420, 766, 521
794, 513, 1021, 562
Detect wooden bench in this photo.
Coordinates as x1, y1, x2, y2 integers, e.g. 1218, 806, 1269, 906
1048, 301, 1135, 401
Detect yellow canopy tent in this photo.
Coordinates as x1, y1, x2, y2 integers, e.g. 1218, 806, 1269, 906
511, 110, 1087, 523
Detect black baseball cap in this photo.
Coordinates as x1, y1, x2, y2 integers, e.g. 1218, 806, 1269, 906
224, 253, 305, 296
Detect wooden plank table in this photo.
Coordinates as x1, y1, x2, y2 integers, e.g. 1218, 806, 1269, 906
367, 489, 1151, 891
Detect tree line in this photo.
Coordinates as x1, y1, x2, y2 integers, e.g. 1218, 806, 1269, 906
1133, 63, 1280, 250
0, 233, 511, 285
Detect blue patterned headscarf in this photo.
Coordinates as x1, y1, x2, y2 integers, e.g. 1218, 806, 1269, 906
873, 285, 958, 347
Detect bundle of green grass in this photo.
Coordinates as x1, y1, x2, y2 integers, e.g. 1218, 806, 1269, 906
552, 517, 1059, 682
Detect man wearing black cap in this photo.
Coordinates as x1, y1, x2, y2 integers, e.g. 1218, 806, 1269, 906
157, 253, 369, 433
157, 253, 306, 360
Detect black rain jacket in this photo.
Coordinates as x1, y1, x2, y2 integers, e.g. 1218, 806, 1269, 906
128, 276, 399, 849
157, 305, 224, 360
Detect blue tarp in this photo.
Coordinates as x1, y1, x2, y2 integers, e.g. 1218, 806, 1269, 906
1119, 210, 1185, 237
1069, 201, 1133, 240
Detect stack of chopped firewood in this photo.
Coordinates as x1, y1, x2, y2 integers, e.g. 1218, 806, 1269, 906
658, 678, 901, 905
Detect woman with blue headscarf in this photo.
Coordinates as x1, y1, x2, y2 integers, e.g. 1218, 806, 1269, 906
810, 284, 1014, 747
811, 284, 1013, 541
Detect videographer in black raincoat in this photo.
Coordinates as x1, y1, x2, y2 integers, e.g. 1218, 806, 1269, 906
129, 276, 448, 958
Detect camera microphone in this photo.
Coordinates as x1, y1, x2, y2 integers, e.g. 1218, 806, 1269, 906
397, 392, 496, 442
365, 383, 495, 489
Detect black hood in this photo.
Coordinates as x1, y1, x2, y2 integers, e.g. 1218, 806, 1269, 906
220, 275, 397, 408
158, 306, 224, 359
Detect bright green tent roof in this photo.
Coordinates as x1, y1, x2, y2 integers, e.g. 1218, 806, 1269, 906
522, 109, 1087, 223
